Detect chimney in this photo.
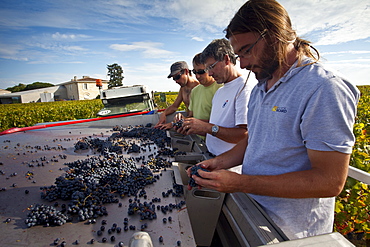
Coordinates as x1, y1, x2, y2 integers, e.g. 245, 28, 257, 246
74, 76, 77, 81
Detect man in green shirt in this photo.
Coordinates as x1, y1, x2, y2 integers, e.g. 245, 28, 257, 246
188, 53, 223, 121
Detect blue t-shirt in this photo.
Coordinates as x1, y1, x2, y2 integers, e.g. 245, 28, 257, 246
242, 58, 360, 239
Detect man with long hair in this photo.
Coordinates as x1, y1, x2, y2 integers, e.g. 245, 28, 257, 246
190, 0, 360, 239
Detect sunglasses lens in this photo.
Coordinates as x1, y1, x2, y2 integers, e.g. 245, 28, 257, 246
173, 74, 180, 80
193, 69, 206, 75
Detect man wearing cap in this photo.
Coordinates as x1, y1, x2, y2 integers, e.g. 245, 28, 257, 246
155, 61, 199, 129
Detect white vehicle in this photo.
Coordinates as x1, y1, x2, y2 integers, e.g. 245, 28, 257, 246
97, 85, 156, 117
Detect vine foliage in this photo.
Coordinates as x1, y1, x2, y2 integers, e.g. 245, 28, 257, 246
335, 85, 370, 246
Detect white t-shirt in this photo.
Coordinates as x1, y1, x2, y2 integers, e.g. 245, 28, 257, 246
206, 76, 255, 156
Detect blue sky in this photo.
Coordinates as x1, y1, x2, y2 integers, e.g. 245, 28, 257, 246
0, 0, 369, 92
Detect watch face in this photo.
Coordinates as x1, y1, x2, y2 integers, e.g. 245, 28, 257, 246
212, 125, 219, 136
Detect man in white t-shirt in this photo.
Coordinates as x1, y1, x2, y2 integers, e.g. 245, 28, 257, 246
180, 39, 256, 171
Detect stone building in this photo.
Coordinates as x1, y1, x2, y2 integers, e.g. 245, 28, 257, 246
0, 76, 108, 104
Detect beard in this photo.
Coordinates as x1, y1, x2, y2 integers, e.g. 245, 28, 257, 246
250, 44, 279, 80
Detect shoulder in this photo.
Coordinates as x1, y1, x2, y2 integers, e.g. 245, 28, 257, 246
208, 82, 223, 91
191, 85, 202, 95
232, 76, 246, 84
285, 61, 360, 102
216, 83, 224, 89
192, 84, 202, 91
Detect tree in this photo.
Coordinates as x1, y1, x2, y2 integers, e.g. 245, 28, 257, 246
6, 82, 54, 93
107, 63, 124, 88
6, 83, 26, 92
25, 82, 54, 91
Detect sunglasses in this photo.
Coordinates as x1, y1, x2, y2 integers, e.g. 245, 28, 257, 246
172, 71, 183, 81
192, 69, 206, 75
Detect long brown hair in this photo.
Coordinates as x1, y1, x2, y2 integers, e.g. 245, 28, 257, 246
225, 0, 319, 70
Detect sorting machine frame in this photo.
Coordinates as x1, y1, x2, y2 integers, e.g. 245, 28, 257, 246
0, 112, 355, 247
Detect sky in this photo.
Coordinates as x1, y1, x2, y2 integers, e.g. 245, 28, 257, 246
0, 0, 369, 92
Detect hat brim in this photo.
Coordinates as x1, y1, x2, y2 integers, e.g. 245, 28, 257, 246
167, 69, 181, 78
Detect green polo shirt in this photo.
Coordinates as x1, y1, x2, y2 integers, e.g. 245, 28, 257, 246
189, 82, 223, 121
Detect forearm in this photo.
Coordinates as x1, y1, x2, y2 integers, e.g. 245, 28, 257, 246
210, 125, 247, 143
162, 105, 178, 116
238, 151, 350, 198
240, 170, 337, 198
183, 119, 247, 143
212, 137, 248, 170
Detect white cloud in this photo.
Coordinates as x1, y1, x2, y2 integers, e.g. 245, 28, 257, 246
192, 37, 204, 42
62, 46, 87, 52
2, 0, 368, 45
0, 43, 29, 61
33, 43, 87, 52
324, 60, 370, 85
150, 0, 245, 33
1, 0, 369, 89
0, 44, 20, 56
110, 44, 143, 52
281, 0, 370, 45
110, 41, 176, 58
326, 58, 370, 65
51, 32, 90, 40
141, 0, 370, 45
322, 50, 370, 56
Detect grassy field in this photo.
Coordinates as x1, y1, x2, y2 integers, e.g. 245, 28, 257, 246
0, 92, 185, 132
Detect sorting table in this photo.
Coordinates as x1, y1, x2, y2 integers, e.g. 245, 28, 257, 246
0, 119, 196, 247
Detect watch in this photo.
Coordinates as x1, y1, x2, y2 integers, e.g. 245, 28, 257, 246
211, 125, 219, 136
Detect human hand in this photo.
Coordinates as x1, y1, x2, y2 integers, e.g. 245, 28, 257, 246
186, 159, 219, 179
155, 122, 173, 130
178, 118, 208, 136
187, 165, 209, 190
192, 169, 241, 193
154, 113, 167, 128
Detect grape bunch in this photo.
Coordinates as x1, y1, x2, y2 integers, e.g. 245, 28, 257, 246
74, 137, 124, 155
127, 143, 141, 153
25, 125, 188, 232
156, 147, 187, 157
75, 126, 184, 158
112, 126, 171, 148
145, 156, 172, 171
173, 119, 183, 129
188, 165, 209, 188
33, 154, 158, 227
25, 204, 70, 227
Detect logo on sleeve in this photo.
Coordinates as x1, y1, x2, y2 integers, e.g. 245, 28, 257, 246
222, 100, 229, 108
272, 106, 287, 113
